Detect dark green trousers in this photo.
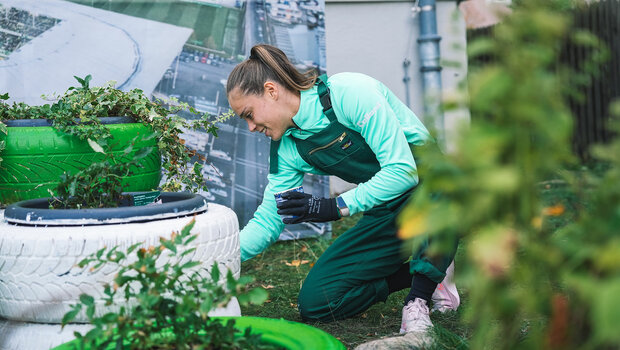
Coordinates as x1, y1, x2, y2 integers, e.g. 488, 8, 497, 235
298, 189, 456, 322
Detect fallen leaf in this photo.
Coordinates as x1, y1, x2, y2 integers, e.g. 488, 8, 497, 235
284, 259, 310, 267
301, 246, 308, 252
290, 303, 297, 308
261, 284, 275, 289
543, 204, 565, 217
264, 299, 271, 303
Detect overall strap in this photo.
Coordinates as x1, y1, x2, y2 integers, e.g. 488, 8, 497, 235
269, 139, 280, 174
316, 74, 338, 123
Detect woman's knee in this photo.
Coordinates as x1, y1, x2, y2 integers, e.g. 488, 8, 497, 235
297, 280, 335, 321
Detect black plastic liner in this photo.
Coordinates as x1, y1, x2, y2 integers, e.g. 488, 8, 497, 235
4, 192, 208, 226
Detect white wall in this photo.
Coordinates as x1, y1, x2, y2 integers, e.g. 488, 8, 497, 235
324, 0, 470, 195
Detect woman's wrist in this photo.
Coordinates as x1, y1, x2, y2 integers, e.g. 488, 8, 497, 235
336, 196, 350, 217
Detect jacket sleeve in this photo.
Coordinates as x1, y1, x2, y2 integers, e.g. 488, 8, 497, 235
239, 149, 304, 261
335, 80, 422, 215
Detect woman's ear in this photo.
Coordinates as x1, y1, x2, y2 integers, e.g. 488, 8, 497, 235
263, 81, 278, 100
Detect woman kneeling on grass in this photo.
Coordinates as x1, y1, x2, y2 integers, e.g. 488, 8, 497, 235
226, 44, 459, 341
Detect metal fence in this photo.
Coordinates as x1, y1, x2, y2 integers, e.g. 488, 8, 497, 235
466, 0, 620, 161
560, 0, 620, 161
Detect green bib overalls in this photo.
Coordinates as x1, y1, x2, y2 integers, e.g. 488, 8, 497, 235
271, 75, 456, 322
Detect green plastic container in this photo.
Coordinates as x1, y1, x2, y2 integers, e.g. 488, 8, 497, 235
51, 316, 346, 350
0, 119, 161, 204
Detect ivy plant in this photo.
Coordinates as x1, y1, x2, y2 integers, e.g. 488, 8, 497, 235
0, 75, 233, 200
48, 136, 154, 209
62, 218, 275, 350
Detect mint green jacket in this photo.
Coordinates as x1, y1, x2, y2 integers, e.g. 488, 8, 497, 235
240, 72, 431, 261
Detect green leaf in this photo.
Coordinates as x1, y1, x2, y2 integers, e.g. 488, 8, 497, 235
0, 122, 7, 135
467, 38, 494, 60
238, 288, 268, 306
179, 247, 197, 258
73, 76, 84, 85
199, 296, 213, 314
126, 242, 142, 255
210, 263, 220, 284
95, 247, 106, 259
184, 234, 198, 246
86, 304, 95, 319
77, 258, 90, 268
181, 219, 196, 237
236, 276, 254, 286
194, 163, 203, 177
160, 238, 177, 254
0, 93, 9, 100
592, 279, 620, 343
101, 312, 118, 323
61, 304, 82, 326
79, 294, 95, 307
180, 261, 201, 270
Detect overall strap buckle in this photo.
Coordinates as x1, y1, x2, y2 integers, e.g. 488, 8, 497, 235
316, 74, 337, 122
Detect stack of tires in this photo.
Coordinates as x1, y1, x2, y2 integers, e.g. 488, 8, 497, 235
0, 194, 241, 350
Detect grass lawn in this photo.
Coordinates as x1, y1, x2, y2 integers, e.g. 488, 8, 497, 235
240, 215, 471, 349
239, 179, 582, 349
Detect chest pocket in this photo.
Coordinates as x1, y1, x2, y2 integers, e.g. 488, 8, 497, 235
308, 131, 358, 166
297, 124, 381, 184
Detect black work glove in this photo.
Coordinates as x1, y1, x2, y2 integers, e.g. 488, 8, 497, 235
276, 192, 340, 224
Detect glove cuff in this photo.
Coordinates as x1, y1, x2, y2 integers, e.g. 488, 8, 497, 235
325, 198, 340, 221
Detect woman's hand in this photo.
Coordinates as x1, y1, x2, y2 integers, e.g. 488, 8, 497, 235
276, 192, 340, 224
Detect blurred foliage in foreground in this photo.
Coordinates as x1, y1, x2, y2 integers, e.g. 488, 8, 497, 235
399, 0, 620, 348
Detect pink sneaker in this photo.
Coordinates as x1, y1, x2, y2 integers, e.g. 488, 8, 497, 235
431, 261, 460, 313
399, 298, 432, 334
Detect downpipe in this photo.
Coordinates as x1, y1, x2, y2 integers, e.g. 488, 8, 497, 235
415, 0, 445, 147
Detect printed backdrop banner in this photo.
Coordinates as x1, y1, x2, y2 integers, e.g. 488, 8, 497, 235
0, 0, 330, 240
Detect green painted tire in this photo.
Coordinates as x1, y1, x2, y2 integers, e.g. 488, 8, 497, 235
0, 120, 161, 204
50, 317, 346, 350
222, 317, 346, 350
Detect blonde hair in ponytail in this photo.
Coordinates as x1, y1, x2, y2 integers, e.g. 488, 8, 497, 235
226, 44, 317, 97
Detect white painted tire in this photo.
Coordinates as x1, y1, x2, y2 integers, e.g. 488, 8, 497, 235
0, 319, 92, 350
0, 298, 241, 350
0, 203, 240, 323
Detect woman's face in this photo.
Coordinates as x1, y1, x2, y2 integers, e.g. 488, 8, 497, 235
228, 82, 295, 141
